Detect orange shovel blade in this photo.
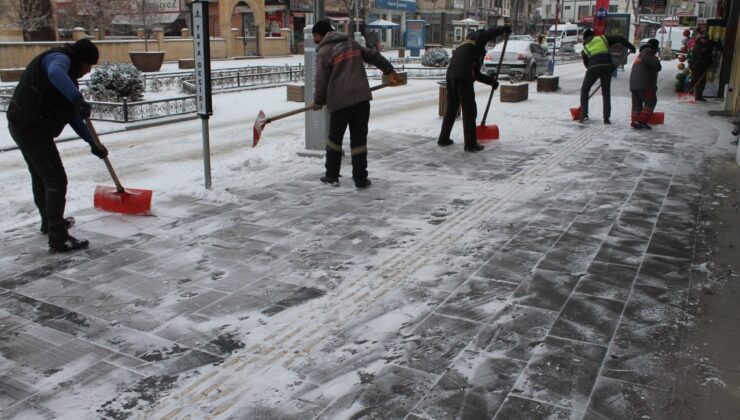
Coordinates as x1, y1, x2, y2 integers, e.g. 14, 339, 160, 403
570, 107, 582, 120
649, 112, 665, 124
94, 186, 152, 215
477, 124, 499, 141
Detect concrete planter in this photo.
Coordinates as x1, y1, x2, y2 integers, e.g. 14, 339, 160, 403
537, 75, 559, 92
500, 83, 529, 103
129, 51, 165, 72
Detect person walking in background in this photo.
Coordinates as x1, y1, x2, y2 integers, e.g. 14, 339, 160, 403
311, 20, 403, 190
579, 28, 636, 124
437, 25, 512, 152
7, 39, 108, 253
688, 32, 723, 101
629, 39, 662, 130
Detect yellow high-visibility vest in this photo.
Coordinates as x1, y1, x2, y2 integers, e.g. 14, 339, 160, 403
583, 35, 609, 57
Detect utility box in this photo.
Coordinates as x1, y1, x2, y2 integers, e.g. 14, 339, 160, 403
304, 25, 330, 151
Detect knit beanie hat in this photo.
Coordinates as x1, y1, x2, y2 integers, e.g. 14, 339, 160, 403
582, 29, 594, 40
69, 39, 99, 65
312, 20, 334, 37
646, 39, 659, 50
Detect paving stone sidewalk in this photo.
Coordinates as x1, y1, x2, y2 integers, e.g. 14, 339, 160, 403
0, 110, 726, 419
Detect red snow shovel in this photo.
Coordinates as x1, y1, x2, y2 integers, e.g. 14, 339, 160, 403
252, 83, 393, 147
85, 119, 153, 215
477, 33, 509, 142
570, 83, 601, 120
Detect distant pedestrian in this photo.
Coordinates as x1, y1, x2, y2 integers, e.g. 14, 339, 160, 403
579, 28, 636, 124
688, 32, 722, 101
311, 20, 403, 189
437, 25, 512, 152
629, 39, 662, 130
7, 39, 107, 253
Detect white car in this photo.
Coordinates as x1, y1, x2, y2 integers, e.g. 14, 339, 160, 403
483, 40, 550, 81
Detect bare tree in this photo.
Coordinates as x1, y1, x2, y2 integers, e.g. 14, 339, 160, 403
2, 0, 52, 41
129, 0, 165, 52
78, 0, 128, 37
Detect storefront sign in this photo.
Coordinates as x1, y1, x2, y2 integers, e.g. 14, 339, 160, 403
678, 15, 698, 27
637, 0, 667, 8
375, 0, 417, 13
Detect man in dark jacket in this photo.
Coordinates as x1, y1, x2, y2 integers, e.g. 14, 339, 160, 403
579, 29, 636, 124
312, 20, 403, 189
438, 25, 511, 152
689, 32, 722, 101
629, 39, 662, 130
7, 39, 108, 253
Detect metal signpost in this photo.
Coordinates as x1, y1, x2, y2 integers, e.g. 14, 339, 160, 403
303, 25, 330, 152
192, 1, 213, 189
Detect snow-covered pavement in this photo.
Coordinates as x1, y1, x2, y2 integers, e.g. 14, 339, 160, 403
1, 56, 739, 419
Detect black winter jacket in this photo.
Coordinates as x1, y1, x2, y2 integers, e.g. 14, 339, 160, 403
690, 39, 722, 71
7, 47, 80, 137
629, 46, 661, 91
447, 27, 507, 84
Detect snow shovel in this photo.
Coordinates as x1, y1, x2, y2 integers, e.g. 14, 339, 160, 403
477, 33, 509, 142
678, 73, 706, 104
85, 119, 153, 215
570, 83, 601, 120
252, 83, 393, 147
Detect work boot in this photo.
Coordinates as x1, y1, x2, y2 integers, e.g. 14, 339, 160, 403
604, 118, 611, 125
40, 217, 75, 234
355, 178, 372, 190
630, 122, 644, 130
641, 122, 652, 130
49, 235, 89, 253
320, 176, 339, 187
437, 139, 454, 147
579, 116, 589, 123
464, 144, 485, 153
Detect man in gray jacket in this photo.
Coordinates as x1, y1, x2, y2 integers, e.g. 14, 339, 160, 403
312, 20, 403, 189
629, 39, 661, 130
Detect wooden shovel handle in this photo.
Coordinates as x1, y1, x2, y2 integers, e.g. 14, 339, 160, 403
268, 84, 390, 123
85, 119, 125, 193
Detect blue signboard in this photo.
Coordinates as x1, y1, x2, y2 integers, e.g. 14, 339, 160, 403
375, 0, 416, 12
405, 20, 425, 56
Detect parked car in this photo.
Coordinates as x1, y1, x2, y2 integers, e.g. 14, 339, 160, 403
483, 40, 550, 81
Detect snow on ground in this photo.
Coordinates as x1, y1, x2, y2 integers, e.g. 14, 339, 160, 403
2, 53, 736, 419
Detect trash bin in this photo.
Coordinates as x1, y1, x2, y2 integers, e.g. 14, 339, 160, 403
437, 81, 461, 118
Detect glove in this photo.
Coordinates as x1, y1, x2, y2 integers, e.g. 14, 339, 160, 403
501, 25, 513, 36
490, 80, 499, 89
76, 98, 92, 119
89, 142, 108, 159
309, 102, 322, 111
387, 71, 404, 86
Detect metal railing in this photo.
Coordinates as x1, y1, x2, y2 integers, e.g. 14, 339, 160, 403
181, 68, 304, 93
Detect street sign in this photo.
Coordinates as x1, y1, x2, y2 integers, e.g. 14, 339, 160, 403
191, 1, 213, 189
192, 1, 212, 116
659, 27, 667, 34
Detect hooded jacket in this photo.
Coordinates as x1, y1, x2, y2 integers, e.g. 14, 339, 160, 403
447, 27, 507, 84
629, 45, 661, 91
314, 31, 395, 112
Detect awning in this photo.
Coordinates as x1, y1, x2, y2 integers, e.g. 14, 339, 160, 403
112, 12, 180, 26
367, 19, 399, 28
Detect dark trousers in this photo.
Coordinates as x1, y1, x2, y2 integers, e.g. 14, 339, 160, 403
580, 65, 614, 121
326, 101, 370, 182
631, 89, 657, 124
691, 67, 708, 99
8, 121, 69, 241
439, 77, 478, 147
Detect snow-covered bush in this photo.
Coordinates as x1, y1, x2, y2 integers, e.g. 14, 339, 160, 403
89, 62, 145, 102
422, 48, 450, 67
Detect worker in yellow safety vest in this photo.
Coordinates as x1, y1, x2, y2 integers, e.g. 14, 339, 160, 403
579, 28, 635, 124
